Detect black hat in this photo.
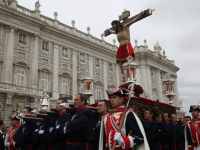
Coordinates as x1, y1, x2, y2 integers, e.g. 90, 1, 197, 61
106, 88, 129, 99
189, 105, 200, 112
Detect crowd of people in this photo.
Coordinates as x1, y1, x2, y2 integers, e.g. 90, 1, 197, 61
0, 89, 199, 150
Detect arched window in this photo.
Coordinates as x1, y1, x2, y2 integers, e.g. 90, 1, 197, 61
62, 79, 68, 94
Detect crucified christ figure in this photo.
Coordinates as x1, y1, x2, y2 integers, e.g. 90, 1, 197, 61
105, 9, 154, 82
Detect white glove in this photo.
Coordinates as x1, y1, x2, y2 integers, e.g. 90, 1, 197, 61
63, 126, 66, 134
5, 142, 10, 147
49, 127, 54, 133
39, 130, 44, 134
114, 132, 124, 145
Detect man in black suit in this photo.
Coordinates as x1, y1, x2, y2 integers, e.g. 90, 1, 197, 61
0, 120, 6, 149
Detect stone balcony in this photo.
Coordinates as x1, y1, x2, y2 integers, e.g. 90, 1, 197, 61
0, 82, 43, 97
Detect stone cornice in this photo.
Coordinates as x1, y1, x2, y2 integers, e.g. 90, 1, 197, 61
136, 53, 179, 72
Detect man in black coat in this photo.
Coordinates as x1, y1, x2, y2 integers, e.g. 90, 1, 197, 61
49, 98, 71, 150
15, 107, 37, 150
155, 111, 170, 150
61, 93, 94, 150
0, 120, 6, 150
129, 105, 151, 143
93, 100, 108, 150
176, 115, 186, 150
164, 112, 176, 150
144, 109, 161, 150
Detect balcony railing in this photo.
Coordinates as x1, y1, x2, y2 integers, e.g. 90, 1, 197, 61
0, 82, 43, 96
59, 94, 72, 100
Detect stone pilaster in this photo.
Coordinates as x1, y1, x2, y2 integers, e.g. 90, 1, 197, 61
146, 66, 153, 99
3, 27, 15, 84
72, 51, 77, 99
116, 65, 120, 87
140, 66, 148, 95
103, 61, 108, 99
30, 35, 39, 88
174, 77, 180, 107
52, 44, 59, 99
155, 69, 163, 102
88, 56, 94, 104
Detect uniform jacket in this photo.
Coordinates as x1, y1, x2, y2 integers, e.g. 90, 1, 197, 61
15, 121, 37, 149
62, 106, 95, 150
99, 105, 149, 150
0, 130, 5, 150
185, 115, 200, 150
7, 124, 20, 150
158, 122, 170, 150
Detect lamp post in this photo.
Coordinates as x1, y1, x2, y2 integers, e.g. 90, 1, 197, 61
163, 73, 175, 105
81, 71, 94, 104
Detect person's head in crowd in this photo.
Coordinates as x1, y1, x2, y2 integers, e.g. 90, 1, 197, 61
189, 105, 200, 119
97, 100, 109, 116
178, 115, 185, 125
185, 116, 191, 123
144, 109, 153, 121
10, 116, 20, 127
171, 113, 177, 123
56, 98, 67, 113
164, 112, 170, 122
74, 93, 87, 109
106, 88, 128, 108
23, 107, 33, 114
0, 120, 6, 132
129, 105, 139, 116
155, 111, 164, 124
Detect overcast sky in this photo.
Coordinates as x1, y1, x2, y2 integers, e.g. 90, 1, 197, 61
17, 0, 200, 116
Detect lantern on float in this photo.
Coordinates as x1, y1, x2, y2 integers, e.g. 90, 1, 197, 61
81, 71, 94, 104
163, 73, 175, 105
122, 56, 138, 84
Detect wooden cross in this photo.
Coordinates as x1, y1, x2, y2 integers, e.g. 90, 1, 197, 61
104, 8, 154, 37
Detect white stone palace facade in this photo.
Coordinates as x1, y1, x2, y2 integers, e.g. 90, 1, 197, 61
0, 0, 184, 124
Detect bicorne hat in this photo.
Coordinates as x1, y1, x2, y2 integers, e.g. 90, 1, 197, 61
189, 105, 200, 112
106, 88, 129, 99
9, 115, 20, 120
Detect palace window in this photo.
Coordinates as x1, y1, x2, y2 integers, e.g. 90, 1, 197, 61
62, 79, 68, 94
41, 75, 48, 90
19, 34, 26, 45
42, 41, 49, 52
62, 48, 68, 58
109, 63, 113, 71
80, 53, 85, 63
96, 86, 102, 100
95, 58, 100, 67
16, 69, 25, 86
150, 68, 154, 76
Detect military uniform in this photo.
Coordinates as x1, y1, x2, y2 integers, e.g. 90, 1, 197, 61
5, 115, 20, 150
99, 88, 149, 150
15, 121, 37, 150
93, 113, 107, 150
176, 122, 185, 150
185, 105, 200, 150
158, 122, 170, 150
166, 121, 177, 150
146, 119, 161, 150
49, 110, 69, 150
62, 105, 94, 150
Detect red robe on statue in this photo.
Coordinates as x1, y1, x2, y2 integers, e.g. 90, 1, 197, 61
116, 43, 135, 63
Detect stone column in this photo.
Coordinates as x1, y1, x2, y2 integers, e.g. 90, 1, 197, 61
140, 66, 148, 95
146, 66, 153, 99
3, 27, 15, 84
174, 77, 180, 107
103, 61, 108, 99
52, 44, 59, 99
88, 56, 94, 104
155, 69, 163, 102
116, 65, 120, 87
72, 51, 77, 99
30, 35, 39, 88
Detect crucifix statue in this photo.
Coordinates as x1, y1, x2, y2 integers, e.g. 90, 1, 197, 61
104, 9, 154, 82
